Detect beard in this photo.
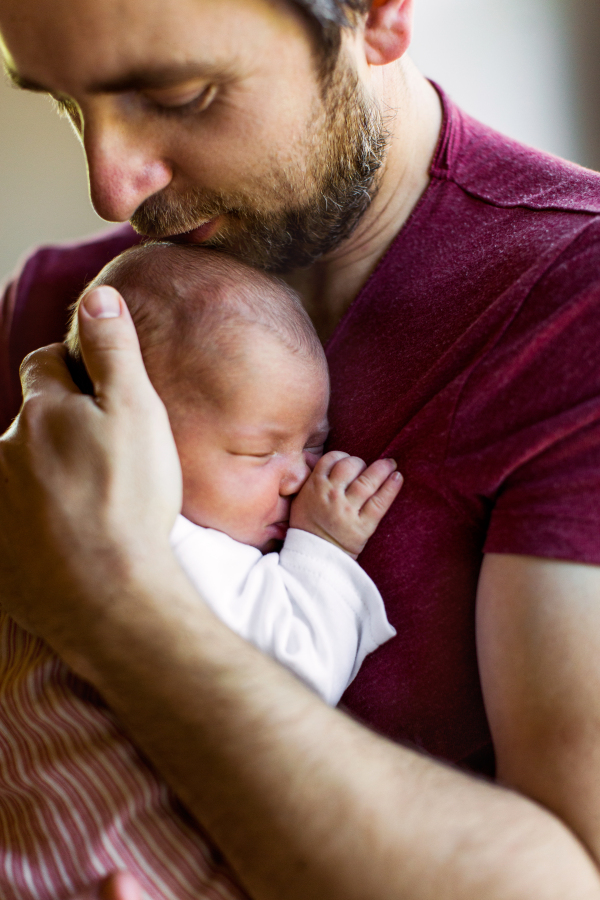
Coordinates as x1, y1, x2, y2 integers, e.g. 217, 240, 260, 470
130, 62, 389, 272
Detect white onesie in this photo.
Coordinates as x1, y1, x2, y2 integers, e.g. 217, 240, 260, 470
171, 516, 396, 706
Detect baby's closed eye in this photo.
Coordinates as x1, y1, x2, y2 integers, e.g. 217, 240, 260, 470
239, 453, 274, 459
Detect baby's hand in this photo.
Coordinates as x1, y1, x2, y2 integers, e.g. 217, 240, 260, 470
289, 451, 403, 559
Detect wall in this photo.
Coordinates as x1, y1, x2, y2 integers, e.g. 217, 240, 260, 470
567, 0, 600, 171
410, 0, 581, 163
1, 0, 598, 284
0, 82, 106, 285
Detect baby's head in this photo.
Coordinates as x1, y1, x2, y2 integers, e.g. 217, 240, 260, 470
66, 244, 329, 552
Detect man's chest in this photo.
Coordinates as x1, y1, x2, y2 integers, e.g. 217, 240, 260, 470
328, 340, 492, 765
324, 198, 600, 765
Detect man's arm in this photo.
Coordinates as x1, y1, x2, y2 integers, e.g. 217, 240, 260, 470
478, 553, 600, 865
58, 552, 600, 900
2, 287, 600, 900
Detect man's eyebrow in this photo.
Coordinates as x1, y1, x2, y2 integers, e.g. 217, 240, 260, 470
87, 63, 230, 94
4, 65, 47, 93
4, 61, 230, 96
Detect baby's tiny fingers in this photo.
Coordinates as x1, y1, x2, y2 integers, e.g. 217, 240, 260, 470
312, 450, 350, 479
328, 455, 367, 488
345, 458, 398, 503
359, 470, 404, 525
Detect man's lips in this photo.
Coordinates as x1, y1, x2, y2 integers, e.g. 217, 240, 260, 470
169, 217, 221, 244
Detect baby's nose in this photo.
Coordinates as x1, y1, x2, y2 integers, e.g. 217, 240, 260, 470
280, 458, 311, 496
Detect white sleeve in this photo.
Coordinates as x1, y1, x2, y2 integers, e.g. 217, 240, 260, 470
170, 516, 396, 706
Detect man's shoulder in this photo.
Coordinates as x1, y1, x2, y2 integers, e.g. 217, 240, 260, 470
376, 92, 600, 322
367, 97, 600, 335
435, 93, 600, 216
371, 91, 600, 316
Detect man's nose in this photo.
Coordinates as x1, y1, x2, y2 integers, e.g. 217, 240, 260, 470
280, 457, 312, 497
83, 114, 173, 223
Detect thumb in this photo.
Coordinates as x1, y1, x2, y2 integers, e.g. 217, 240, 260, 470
98, 871, 143, 900
69, 871, 143, 900
78, 286, 149, 405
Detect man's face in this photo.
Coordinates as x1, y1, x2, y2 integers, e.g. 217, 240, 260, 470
0, 0, 387, 271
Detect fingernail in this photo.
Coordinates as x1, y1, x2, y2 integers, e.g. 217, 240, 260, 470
386, 458, 397, 468
82, 287, 122, 319
392, 471, 403, 482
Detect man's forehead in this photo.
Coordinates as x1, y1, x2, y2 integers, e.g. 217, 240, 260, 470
0, 0, 304, 94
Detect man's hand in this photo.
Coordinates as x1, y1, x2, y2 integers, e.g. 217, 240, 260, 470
289, 451, 403, 558
0, 286, 182, 648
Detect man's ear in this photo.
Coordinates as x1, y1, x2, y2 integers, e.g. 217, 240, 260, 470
364, 0, 414, 66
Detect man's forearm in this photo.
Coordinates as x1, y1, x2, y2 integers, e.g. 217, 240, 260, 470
56, 559, 600, 900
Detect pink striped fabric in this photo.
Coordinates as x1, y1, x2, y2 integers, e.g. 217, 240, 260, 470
0, 612, 249, 900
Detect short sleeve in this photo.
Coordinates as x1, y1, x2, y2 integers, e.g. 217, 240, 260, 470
445, 220, 600, 565
485, 414, 600, 562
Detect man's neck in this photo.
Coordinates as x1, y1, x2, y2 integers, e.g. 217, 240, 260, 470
285, 61, 443, 342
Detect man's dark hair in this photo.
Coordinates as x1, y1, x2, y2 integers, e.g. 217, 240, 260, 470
291, 0, 369, 64
293, 0, 368, 27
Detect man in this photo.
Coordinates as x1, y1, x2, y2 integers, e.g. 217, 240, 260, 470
2, 0, 600, 897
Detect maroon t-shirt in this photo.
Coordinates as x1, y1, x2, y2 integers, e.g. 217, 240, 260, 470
4, 90, 600, 775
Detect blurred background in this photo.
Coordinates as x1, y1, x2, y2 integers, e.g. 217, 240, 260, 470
1, 0, 600, 284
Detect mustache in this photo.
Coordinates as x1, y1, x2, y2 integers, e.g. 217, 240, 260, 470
130, 188, 239, 238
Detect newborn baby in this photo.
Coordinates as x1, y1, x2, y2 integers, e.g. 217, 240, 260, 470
0, 245, 400, 900
66, 243, 400, 707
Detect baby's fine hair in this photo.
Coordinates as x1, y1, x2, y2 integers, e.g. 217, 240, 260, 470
66, 243, 325, 397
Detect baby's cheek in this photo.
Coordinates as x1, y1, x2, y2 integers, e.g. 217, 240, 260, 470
179, 473, 229, 530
